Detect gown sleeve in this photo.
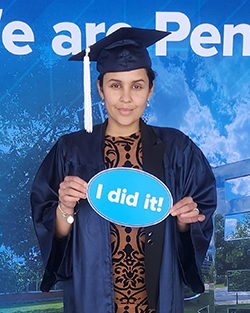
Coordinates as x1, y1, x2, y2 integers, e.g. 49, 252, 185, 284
30, 138, 73, 291
174, 136, 217, 293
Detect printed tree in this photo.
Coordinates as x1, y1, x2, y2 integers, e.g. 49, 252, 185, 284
214, 213, 250, 289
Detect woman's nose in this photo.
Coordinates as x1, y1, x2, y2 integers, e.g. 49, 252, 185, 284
120, 88, 132, 102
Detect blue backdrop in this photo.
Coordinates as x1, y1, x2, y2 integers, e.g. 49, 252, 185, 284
0, 0, 250, 311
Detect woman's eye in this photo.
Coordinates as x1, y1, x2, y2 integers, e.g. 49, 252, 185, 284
133, 85, 141, 90
111, 83, 120, 89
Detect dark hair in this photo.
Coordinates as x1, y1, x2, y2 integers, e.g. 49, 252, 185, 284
98, 67, 156, 90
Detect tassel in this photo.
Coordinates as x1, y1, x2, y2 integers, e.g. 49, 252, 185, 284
83, 47, 93, 133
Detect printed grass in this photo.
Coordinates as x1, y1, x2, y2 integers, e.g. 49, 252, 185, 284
184, 291, 213, 312
0, 300, 63, 313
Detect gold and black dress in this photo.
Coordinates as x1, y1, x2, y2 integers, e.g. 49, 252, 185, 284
104, 132, 156, 313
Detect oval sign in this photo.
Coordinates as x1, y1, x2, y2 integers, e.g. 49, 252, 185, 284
87, 168, 173, 227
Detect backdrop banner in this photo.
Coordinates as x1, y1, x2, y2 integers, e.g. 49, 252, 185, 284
0, 0, 250, 311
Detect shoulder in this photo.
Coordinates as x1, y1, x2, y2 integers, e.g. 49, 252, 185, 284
151, 125, 187, 139
60, 123, 103, 142
46, 123, 105, 166
147, 124, 208, 165
56, 123, 104, 149
148, 124, 190, 148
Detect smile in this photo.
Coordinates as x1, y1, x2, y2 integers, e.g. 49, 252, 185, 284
117, 108, 134, 116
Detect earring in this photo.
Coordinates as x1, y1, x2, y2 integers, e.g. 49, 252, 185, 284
146, 99, 150, 107
102, 99, 105, 106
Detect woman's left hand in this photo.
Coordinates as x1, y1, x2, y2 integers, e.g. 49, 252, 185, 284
169, 196, 205, 232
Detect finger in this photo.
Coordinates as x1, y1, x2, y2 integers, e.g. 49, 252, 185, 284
59, 193, 81, 205
64, 176, 88, 191
64, 175, 88, 186
169, 196, 195, 211
193, 207, 199, 213
170, 198, 197, 217
60, 176, 88, 197
177, 212, 206, 224
170, 196, 194, 210
58, 176, 88, 209
192, 208, 206, 222
59, 185, 86, 199
197, 214, 206, 222
178, 208, 200, 219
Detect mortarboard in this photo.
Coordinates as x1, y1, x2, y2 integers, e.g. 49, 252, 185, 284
69, 27, 170, 132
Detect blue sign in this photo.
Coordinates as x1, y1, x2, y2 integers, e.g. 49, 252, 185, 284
87, 168, 173, 227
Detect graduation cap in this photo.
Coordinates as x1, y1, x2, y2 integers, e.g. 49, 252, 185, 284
69, 27, 170, 132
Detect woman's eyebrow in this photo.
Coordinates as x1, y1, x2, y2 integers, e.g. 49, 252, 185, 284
107, 78, 146, 83
132, 79, 146, 83
107, 78, 122, 83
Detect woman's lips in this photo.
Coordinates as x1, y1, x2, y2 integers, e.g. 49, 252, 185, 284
118, 108, 134, 116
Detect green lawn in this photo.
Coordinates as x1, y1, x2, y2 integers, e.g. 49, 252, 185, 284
214, 305, 250, 313
1, 297, 249, 313
184, 291, 214, 313
0, 300, 63, 313
185, 294, 250, 313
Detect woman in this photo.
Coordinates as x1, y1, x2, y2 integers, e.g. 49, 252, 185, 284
31, 27, 216, 313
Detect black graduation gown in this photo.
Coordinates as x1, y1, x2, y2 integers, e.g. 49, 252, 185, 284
31, 119, 216, 312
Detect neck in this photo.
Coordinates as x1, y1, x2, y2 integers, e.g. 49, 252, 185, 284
105, 120, 140, 137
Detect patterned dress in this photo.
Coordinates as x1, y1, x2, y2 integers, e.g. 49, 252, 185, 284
104, 132, 156, 313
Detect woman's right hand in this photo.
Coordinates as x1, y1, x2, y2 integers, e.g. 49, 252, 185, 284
55, 176, 88, 238
58, 176, 88, 213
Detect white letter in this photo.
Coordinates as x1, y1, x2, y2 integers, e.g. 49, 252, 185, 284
0, 9, 3, 21
190, 23, 220, 57
2, 21, 34, 55
155, 12, 191, 56
120, 189, 127, 204
223, 24, 250, 56
126, 192, 139, 207
85, 22, 131, 48
106, 22, 131, 36
149, 197, 158, 211
85, 23, 105, 47
144, 194, 151, 209
52, 22, 81, 56
108, 188, 121, 203
157, 197, 164, 212
96, 184, 103, 199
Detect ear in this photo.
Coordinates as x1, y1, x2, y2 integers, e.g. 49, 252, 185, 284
148, 80, 154, 100
97, 80, 104, 99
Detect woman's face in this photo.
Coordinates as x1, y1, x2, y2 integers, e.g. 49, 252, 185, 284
97, 68, 154, 136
